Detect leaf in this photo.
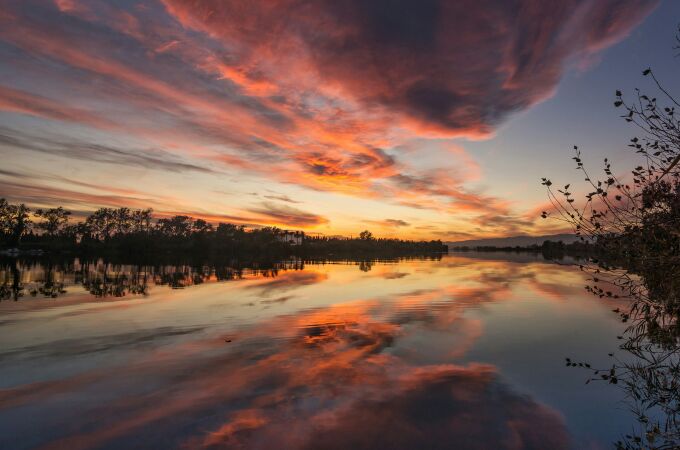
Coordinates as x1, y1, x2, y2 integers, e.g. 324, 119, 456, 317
659, 154, 680, 180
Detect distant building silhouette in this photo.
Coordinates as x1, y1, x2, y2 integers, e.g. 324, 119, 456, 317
277, 230, 304, 245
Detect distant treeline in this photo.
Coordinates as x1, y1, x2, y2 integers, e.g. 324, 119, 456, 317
0, 200, 447, 257
451, 239, 595, 259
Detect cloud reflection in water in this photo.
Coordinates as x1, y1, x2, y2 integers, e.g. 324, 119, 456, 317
0, 256, 596, 449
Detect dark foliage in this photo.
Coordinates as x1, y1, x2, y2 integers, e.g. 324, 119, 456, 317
0, 204, 447, 259
543, 49, 680, 449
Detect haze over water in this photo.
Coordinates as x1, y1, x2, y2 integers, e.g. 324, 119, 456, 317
0, 253, 633, 449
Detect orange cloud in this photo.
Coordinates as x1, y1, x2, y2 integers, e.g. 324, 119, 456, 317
0, 0, 658, 237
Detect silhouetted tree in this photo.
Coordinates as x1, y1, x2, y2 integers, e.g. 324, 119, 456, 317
359, 230, 373, 240
543, 54, 680, 449
85, 208, 117, 241
192, 218, 213, 234
35, 207, 71, 237
131, 208, 153, 233
0, 199, 31, 246
156, 215, 192, 238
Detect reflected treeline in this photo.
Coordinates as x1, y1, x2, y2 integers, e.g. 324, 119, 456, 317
0, 258, 298, 300
568, 260, 680, 449
0, 254, 442, 301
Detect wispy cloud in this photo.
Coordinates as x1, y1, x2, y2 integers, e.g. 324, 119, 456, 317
0, 127, 218, 174
262, 194, 300, 204
247, 202, 329, 227
0, 179, 157, 210
366, 219, 411, 228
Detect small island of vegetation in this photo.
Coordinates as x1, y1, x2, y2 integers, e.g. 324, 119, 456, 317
451, 239, 595, 260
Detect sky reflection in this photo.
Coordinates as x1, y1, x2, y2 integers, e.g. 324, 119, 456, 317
0, 254, 629, 449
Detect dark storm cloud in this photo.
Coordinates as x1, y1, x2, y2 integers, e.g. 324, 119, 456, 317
163, 0, 657, 136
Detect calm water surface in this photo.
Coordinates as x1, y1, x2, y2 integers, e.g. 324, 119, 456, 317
0, 253, 633, 449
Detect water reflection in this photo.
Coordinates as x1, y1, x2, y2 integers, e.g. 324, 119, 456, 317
0, 258, 309, 301
0, 254, 630, 449
0, 257, 442, 301
565, 259, 680, 449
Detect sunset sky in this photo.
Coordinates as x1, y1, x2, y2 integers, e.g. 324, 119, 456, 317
1, 0, 679, 240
